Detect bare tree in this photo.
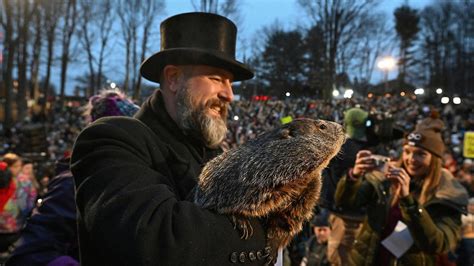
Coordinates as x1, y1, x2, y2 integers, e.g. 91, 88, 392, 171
95, 0, 114, 95
42, 0, 62, 112
297, 0, 379, 99
15, 0, 37, 121
117, 0, 165, 98
117, 0, 139, 95
191, 0, 242, 27
352, 13, 393, 87
59, 0, 78, 107
133, 0, 165, 100
0, 0, 16, 129
419, 1, 473, 97
29, 0, 43, 102
77, 0, 112, 97
455, 1, 474, 97
78, 0, 96, 97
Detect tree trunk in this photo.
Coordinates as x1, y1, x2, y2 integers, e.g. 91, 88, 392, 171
30, 1, 42, 101
42, 0, 61, 116
59, 0, 77, 108
16, 0, 33, 122
43, 32, 55, 115
2, 0, 16, 129
78, 0, 96, 97
123, 39, 130, 94
95, 0, 113, 93
130, 25, 138, 97
84, 31, 95, 97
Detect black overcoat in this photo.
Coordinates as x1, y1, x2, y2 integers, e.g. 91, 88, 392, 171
71, 90, 269, 265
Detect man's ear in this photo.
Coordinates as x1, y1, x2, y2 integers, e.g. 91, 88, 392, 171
162, 65, 181, 93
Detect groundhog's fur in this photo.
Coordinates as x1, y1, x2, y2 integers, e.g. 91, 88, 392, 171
195, 118, 345, 248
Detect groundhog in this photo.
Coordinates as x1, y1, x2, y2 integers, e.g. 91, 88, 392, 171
195, 118, 345, 249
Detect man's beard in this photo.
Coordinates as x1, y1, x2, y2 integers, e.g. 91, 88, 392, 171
176, 85, 228, 149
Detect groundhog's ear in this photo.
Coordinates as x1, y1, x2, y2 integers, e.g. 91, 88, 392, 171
280, 128, 291, 139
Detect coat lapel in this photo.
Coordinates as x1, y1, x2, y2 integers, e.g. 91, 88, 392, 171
134, 90, 221, 200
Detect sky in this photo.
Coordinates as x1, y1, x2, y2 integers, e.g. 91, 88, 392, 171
154, 0, 433, 86
166, 0, 433, 34
57, 0, 434, 94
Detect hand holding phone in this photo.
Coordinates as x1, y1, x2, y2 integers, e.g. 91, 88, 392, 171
385, 166, 411, 198
352, 150, 374, 178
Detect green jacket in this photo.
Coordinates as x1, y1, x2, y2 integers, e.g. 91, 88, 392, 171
335, 169, 468, 266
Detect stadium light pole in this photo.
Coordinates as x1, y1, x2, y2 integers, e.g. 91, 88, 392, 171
377, 56, 397, 92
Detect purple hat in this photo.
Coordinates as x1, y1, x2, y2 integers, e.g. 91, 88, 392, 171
86, 90, 140, 122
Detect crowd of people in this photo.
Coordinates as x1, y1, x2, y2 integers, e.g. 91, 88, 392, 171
0, 11, 473, 266
1, 93, 473, 265
4, 95, 473, 196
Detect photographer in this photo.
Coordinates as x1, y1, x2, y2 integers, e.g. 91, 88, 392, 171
319, 107, 370, 266
335, 116, 468, 265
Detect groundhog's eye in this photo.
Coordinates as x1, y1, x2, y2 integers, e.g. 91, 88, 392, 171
319, 124, 327, 130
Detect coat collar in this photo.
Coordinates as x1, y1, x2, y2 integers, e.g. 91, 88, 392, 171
134, 90, 222, 165
430, 168, 469, 214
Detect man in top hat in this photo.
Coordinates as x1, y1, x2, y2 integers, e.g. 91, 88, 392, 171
71, 13, 273, 265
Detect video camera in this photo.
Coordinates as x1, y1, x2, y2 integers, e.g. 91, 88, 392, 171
365, 111, 404, 146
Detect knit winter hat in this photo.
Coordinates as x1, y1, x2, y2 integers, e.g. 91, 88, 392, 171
85, 89, 140, 122
404, 117, 445, 158
344, 107, 368, 140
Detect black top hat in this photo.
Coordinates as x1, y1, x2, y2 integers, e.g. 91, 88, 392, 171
140, 12, 254, 83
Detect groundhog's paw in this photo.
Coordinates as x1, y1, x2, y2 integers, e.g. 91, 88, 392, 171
231, 215, 254, 240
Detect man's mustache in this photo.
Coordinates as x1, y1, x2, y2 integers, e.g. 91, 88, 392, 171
205, 99, 229, 118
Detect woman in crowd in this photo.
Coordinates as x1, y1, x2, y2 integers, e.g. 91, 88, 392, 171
335, 116, 469, 265
0, 153, 37, 253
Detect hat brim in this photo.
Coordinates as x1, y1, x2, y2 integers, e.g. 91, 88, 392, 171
140, 48, 254, 83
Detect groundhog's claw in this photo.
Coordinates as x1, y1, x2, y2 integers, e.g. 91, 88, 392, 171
231, 215, 254, 239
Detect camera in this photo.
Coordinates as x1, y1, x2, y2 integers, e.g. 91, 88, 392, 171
365, 111, 404, 146
371, 154, 390, 173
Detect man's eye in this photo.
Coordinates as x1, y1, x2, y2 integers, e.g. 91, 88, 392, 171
210, 77, 222, 82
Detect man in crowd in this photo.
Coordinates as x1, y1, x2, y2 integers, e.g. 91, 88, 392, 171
301, 214, 331, 266
319, 107, 370, 265
70, 12, 274, 265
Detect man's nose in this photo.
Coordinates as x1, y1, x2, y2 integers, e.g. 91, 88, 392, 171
218, 79, 234, 102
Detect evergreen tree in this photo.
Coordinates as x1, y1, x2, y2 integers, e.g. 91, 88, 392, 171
394, 5, 420, 86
